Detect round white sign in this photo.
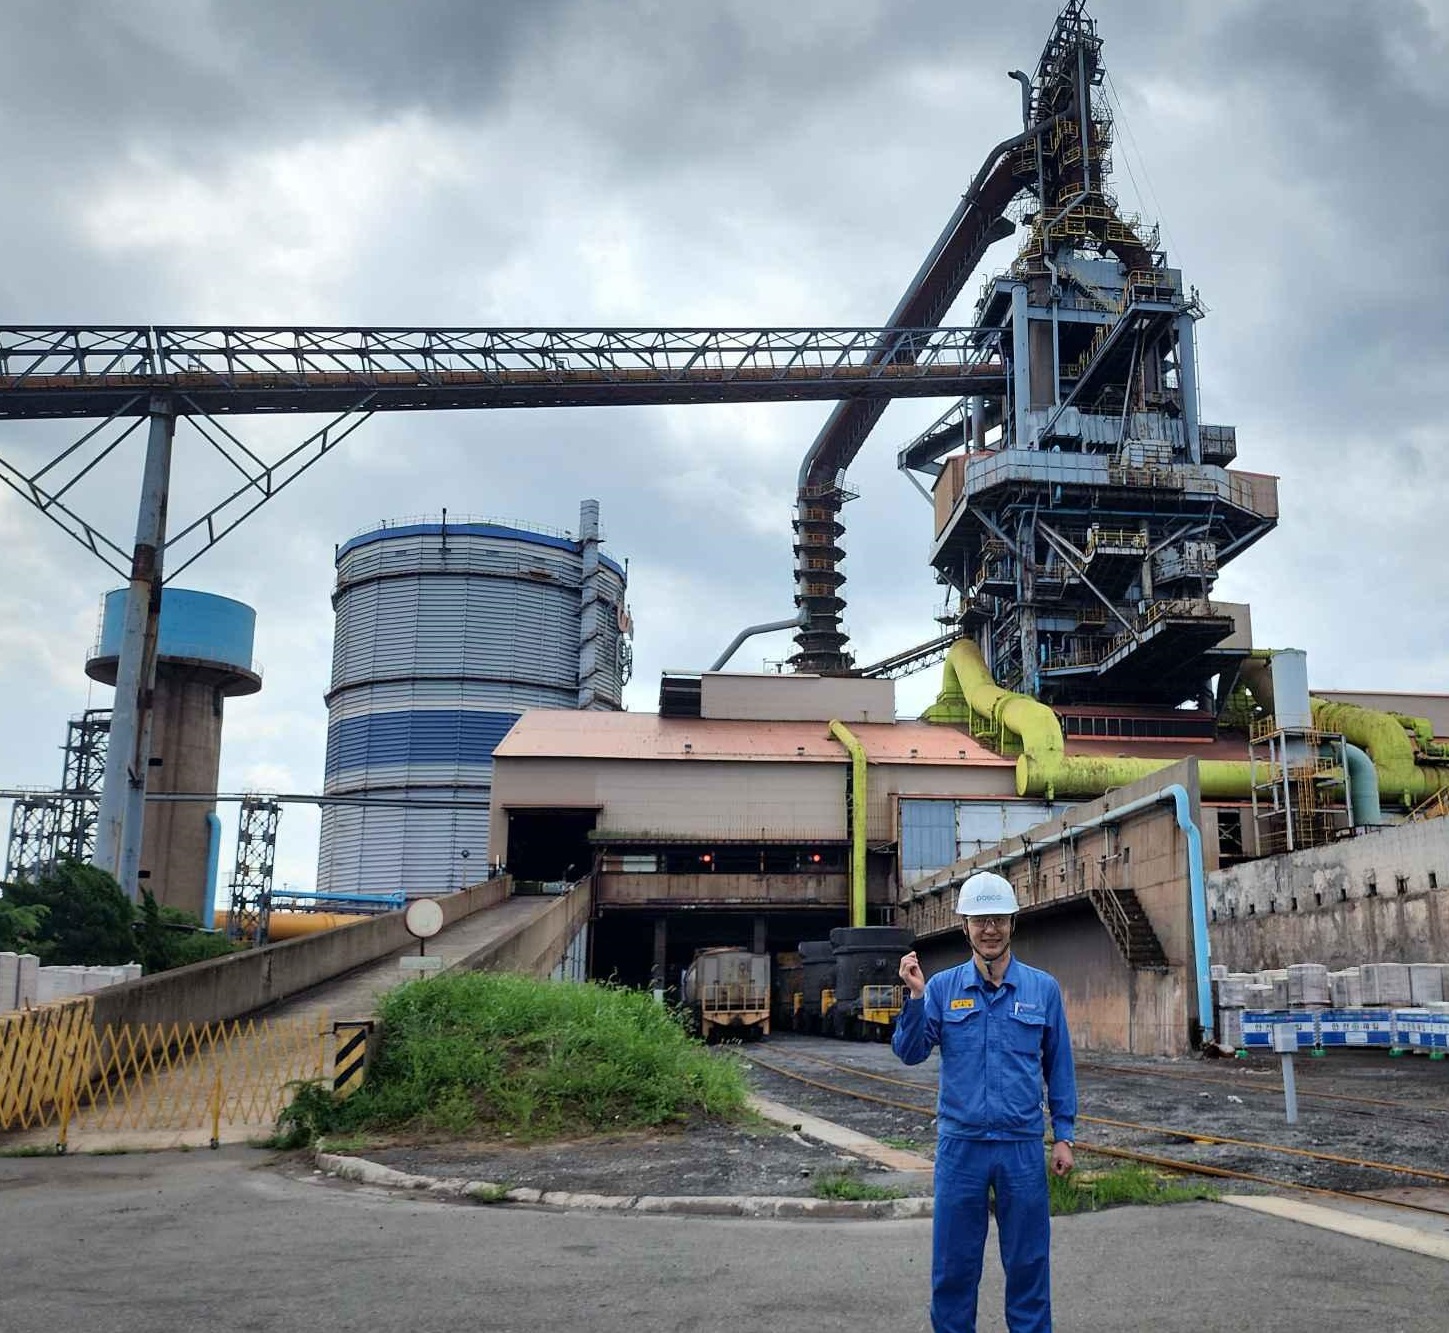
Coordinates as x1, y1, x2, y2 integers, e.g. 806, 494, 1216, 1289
404, 898, 444, 939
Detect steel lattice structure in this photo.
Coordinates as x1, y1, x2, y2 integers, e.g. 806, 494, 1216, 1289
2, 710, 110, 881
226, 796, 281, 947
0, 324, 1000, 419
0, 323, 1003, 582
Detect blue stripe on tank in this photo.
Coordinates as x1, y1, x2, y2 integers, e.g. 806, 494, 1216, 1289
324, 709, 521, 776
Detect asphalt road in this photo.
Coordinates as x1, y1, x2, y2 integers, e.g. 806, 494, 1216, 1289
2, 1148, 1445, 1332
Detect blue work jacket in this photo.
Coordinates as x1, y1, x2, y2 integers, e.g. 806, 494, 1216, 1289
893, 955, 1077, 1143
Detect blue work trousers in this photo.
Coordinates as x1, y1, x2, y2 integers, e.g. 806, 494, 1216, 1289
932, 1136, 1051, 1333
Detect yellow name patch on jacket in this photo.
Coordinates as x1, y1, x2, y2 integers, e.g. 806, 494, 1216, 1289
949, 998, 975, 1010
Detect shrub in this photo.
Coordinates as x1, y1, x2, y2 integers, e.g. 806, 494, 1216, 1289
280, 972, 749, 1144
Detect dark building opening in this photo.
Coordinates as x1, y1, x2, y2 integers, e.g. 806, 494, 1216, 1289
589, 908, 848, 1000
506, 807, 598, 882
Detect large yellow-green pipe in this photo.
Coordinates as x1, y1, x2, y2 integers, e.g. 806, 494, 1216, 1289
1311, 698, 1449, 809
828, 719, 868, 927
924, 640, 1253, 800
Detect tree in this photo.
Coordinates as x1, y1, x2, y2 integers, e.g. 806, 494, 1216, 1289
0, 897, 48, 953
1, 860, 136, 966
134, 891, 236, 973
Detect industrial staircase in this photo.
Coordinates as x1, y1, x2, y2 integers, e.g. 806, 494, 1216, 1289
1408, 786, 1449, 822
1087, 886, 1169, 971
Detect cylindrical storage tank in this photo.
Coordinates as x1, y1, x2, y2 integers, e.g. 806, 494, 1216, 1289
86, 589, 261, 920
316, 505, 630, 898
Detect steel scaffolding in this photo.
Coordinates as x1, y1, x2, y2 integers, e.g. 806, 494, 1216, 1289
226, 797, 282, 947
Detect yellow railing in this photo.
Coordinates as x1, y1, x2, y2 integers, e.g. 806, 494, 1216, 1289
701, 984, 768, 1015
1409, 787, 1449, 822
861, 984, 904, 1024
1, 1000, 332, 1147
1085, 527, 1147, 557
0, 999, 93, 1133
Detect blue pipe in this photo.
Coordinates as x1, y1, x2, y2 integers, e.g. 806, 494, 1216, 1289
1162, 785, 1213, 1047
1342, 743, 1382, 826
271, 889, 407, 910
203, 811, 223, 930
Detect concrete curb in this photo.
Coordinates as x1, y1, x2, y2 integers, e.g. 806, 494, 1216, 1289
1221, 1194, 1449, 1263
746, 1093, 936, 1172
313, 1151, 935, 1220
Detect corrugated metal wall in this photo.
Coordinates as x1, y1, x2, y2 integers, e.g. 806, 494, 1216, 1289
317, 517, 628, 896
898, 797, 1070, 885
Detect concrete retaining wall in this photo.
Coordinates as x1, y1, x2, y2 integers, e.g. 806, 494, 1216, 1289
1208, 821, 1449, 971
88, 878, 511, 1033
479, 888, 591, 980
905, 762, 1203, 1055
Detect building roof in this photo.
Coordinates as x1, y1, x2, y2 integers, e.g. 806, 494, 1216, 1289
494, 709, 1014, 766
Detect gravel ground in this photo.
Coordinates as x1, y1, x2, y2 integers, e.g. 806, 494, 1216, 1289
362, 1035, 1449, 1201
365, 1116, 910, 1197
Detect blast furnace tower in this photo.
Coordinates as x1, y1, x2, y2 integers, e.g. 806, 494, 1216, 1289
897, 0, 1277, 708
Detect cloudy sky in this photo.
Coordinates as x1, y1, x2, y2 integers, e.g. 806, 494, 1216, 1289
1, 0, 1445, 894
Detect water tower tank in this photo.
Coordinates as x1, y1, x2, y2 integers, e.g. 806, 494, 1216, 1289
86, 588, 261, 920
316, 500, 630, 897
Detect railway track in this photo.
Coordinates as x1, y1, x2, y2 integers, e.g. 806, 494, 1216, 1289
745, 1045, 1449, 1224
1077, 1059, 1449, 1125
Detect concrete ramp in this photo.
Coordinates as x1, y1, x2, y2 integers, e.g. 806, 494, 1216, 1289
274, 892, 580, 1024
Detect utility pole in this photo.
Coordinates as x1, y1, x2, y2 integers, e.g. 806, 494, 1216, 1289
92, 396, 175, 900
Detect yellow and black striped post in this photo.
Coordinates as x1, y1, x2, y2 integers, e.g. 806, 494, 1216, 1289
331, 1020, 373, 1099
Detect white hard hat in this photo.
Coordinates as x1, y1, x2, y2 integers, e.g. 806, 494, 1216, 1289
956, 871, 1020, 917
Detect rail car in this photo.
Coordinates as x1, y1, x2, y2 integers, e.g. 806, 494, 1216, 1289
786, 928, 915, 1040
795, 940, 837, 1034
682, 947, 771, 1040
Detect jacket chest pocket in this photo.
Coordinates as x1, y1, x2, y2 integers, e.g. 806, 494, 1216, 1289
1004, 1009, 1045, 1054
941, 1004, 984, 1054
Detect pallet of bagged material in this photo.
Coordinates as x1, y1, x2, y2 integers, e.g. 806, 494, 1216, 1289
1316, 1008, 1394, 1047
1241, 1010, 1318, 1049
1360, 963, 1412, 1007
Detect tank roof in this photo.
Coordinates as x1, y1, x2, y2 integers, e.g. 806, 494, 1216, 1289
336, 518, 626, 580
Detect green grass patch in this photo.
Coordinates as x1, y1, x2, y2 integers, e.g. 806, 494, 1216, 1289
274, 973, 748, 1147
811, 1169, 906, 1202
0, 1143, 61, 1158
1049, 1160, 1220, 1215
880, 1136, 927, 1153
468, 1182, 511, 1204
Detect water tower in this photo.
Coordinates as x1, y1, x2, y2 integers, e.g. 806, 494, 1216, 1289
86, 589, 261, 920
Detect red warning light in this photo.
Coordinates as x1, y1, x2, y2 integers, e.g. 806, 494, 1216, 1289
809, 852, 822, 863
700, 853, 713, 864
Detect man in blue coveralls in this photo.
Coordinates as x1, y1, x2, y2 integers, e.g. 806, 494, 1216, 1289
893, 870, 1077, 1333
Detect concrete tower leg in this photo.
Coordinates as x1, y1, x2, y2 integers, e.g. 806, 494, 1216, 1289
94, 397, 175, 901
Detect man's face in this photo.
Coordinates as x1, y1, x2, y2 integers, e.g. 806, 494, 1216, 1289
963, 913, 1013, 960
